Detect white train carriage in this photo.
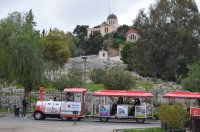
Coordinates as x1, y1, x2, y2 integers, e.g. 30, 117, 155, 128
33, 87, 87, 121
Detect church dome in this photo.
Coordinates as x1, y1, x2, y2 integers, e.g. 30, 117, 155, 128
107, 13, 117, 19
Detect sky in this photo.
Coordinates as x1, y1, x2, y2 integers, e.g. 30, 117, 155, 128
0, 0, 200, 33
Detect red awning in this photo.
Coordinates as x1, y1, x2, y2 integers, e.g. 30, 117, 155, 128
163, 91, 200, 99
93, 90, 154, 98
64, 88, 87, 93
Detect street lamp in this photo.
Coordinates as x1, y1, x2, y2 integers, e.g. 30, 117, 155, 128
81, 56, 87, 87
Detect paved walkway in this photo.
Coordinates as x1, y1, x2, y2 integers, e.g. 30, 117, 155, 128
0, 114, 161, 132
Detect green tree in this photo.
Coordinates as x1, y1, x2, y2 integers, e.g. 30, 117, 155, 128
90, 68, 106, 83
0, 12, 23, 82
181, 61, 200, 92
25, 9, 36, 28
0, 11, 44, 97
103, 67, 136, 90
53, 67, 83, 92
125, 0, 200, 81
52, 74, 68, 100
66, 32, 79, 57
73, 25, 89, 49
82, 31, 104, 55
73, 25, 89, 39
121, 42, 137, 70
66, 67, 83, 88
43, 28, 70, 79
116, 24, 129, 40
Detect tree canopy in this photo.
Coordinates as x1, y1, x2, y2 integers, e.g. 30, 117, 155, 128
122, 0, 200, 81
0, 11, 44, 96
82, 31, 104, 55
42, 28, 70, 79
73, 25, 89, 39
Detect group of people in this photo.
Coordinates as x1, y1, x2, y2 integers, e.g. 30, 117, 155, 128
111, 97, 141, 115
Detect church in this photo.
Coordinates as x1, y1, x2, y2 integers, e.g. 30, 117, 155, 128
87, 13, 139, 42
87, 13, 120, 38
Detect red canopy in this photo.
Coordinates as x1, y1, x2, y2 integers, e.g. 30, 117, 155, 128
163, 91, 200, 99
64, 88, 87, 93
93, 90, 154, 98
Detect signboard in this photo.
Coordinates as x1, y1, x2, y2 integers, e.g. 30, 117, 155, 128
117, 105, 128, 117
99, 105, 110, 116
190, 107, 200, 116
44, 101, 61, 114
135, 106, 146, 118
62, 102, 81, 112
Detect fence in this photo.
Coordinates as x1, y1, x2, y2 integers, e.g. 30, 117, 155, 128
0, 87, 93, 113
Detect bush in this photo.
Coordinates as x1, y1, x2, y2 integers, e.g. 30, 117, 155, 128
103, 67, 136, 90
123, 128, 163, 132
90, 68, 106, 83
181, 61, 200, 92
53, 67, 83, 91
157, 103, 189, 129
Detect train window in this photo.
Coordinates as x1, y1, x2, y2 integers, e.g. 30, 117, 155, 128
66, 92, 74, 101
74, 93, 81, 101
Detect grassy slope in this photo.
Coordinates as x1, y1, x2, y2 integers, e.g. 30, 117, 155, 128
85, 81, 157, 91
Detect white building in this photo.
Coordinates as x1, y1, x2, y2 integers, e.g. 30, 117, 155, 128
98, 49, 108, 60
87, 13, 120, 38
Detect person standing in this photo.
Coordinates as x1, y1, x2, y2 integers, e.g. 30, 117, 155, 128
22, 97, 28, 117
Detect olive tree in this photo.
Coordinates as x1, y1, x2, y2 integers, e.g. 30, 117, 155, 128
103, 67, 136, 90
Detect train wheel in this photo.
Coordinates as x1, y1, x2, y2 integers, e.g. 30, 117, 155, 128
136, 118, 145, 123
100, 117, 109, 122
34, 111, 43, 120
42, 115, 46, 120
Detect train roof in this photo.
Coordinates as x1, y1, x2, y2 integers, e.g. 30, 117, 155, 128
163, 91, 200, 99
64, 88, 87, 93
93, 90, 154, 98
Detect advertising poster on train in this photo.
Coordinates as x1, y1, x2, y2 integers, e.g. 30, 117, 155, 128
65, 102, 81, 111
117, 105, 128, 117
99, 105, 110, 116
135, 106, 146, 118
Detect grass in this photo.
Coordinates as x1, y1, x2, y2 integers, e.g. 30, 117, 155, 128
85, 83, 105, 92
133, 81, 156, 90
84, 81, 157, 92
123, 128, 163, 132
0, 107, 8, 112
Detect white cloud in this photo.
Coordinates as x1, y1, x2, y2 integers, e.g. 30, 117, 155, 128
0, 0, 199, 32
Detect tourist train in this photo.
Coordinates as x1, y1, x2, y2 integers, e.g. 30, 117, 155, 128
33, 87, 200, 123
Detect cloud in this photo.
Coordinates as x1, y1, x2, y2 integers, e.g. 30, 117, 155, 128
0, 0, 199, 32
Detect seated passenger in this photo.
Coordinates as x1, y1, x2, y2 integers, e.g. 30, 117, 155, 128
129, 98, 141, 116
117, 97, 124, 105
134, 98, 141, 106
111, 97, 124, 115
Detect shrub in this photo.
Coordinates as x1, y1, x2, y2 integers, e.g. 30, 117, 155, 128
103, 66, 136, 90
67, 67, 83, 87
90, 68, 106, 83
53, 67, 83, 91
157, 103, 189, 129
